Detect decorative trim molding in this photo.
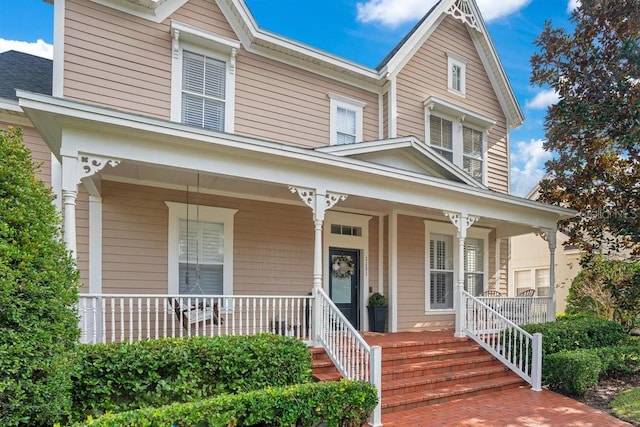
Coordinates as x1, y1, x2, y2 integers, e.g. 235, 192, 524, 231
446, 0, 482, 33
326, 192, 348, 209
443, 211, 479, 232
536, 227, 557, 250
78, 154, 120, 183
289, 186, 315, 209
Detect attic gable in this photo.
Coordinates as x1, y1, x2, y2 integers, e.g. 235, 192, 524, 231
316, 137, 484, 188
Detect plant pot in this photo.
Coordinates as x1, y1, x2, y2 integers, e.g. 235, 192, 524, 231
367, 305, 388, 333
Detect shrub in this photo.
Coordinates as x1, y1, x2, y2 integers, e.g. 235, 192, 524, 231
544, 349, 602, 396
76, 380, 378, 427
71, 334, 312, 421
0, 126, 80, 426
522, 315, 626, 355
596, 345, 640, 375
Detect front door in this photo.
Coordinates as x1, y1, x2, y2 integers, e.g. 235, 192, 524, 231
329, 248, 359, 329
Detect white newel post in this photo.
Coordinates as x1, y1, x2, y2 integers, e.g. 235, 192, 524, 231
537, 227, 557, 321
445, 211, 479, 338
289, 187, 347, 346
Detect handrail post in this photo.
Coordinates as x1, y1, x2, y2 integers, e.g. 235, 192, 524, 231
313, 287, 322, 347
454, 284, 466, 337
531, 332, 543, 391
369, 345, 382, 427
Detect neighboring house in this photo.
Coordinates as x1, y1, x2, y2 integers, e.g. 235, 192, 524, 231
3, 0, 574, 339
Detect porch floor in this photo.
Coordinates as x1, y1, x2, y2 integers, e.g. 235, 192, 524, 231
360, 330, 630, 426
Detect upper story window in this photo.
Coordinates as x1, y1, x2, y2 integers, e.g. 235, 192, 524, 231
170, 21, 240, 133
424, 96, 495, 184
447, 52, 467, 96
328, 93, 366, 145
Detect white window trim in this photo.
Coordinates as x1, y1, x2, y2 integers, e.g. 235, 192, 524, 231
424, 96, 495, 185
328, 93, 366, 145
170, 20, 240, 133
165, 201, 238, 295
447, 51, 467, 96
423, 220, 489, 313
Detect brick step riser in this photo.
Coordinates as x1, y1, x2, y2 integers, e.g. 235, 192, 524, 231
382, 369, 512, 396
382, 358, 501, 380
382, 349, 485, 365
380, 341, 475, 354
381, 380, 523, 414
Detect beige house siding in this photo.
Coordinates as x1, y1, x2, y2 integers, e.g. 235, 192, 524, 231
368, 216, 380, 295
100, 181, 316, 295
76, 188, 90, 290
395, 16, 509, 193
234, 52, 379, 148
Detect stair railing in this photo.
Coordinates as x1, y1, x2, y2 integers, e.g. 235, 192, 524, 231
458, 288, 542, 391
316, 288, 382, 427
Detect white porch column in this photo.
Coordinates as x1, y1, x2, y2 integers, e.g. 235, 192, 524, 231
538, 227, 557, 321
388, 210, 398, 332
61, 154, 78, 258
445, 211, 479, 337
290, 187, 347, 345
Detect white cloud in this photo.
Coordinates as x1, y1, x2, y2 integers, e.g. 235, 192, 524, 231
0, 39, 53, 60
510, 138, 552, 197
567, 0, 581, 12
356, 0, 531, 27
525, 89, 560, 110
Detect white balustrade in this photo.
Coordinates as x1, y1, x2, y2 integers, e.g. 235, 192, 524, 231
77, 294, 314, 344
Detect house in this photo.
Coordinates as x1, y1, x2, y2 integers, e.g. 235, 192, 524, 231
2, 0, 575, 422
509, 185, 581, 313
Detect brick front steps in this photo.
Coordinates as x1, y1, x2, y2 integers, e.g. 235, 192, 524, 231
310, 331, 526, 414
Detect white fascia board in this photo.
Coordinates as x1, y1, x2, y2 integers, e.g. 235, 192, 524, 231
424, 96, 496, 129
0, 99, 21, 113
90, 0, 189, 23
16, 91, 575, 223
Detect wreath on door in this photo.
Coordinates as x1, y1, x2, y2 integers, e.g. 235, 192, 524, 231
332, 256, 355, 279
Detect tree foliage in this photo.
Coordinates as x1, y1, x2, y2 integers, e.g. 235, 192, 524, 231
531, 0, 640, 255
0, 127, 80, 426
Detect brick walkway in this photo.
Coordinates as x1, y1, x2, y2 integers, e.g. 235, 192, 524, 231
381, 384, 632, 426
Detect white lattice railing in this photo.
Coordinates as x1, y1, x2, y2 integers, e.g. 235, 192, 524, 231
459, 289, 543, 390
316, 289, 382, 427
77, 294, 314, 344
477, 296, 554, 325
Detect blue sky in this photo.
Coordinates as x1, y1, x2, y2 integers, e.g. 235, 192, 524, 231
0, 0, 576, 196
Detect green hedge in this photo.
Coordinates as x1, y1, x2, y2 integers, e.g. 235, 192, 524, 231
76, 380, 378, 427
71, 334, 312, 421
522, 316, 626, 355
596, 345, 640, 375
544, 349, 602, 396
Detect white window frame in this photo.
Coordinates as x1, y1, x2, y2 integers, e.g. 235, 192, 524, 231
447, 52, 467, 96
328, 93, 366, 145
424, 220, 489, 313
170, 21, 240, 133
424, 96, 496, 185
514, 267, 550, 296
165, 201, 237, 295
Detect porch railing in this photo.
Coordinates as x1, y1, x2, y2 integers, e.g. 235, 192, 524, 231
477, 296, 554, 325
317, 289, 382, 427
459, 289, 543, 391
77, 294, 314, 344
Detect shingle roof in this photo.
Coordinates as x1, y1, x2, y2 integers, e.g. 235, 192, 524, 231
0, 50, 52, 100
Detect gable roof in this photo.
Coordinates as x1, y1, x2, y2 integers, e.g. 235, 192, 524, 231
0, 51, 52, 101
97, 0, 523, 127
315, 136, 485, 189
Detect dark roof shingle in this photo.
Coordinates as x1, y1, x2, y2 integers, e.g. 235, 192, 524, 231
0, 50, 52, 100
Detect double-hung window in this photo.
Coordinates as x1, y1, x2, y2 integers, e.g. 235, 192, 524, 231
166, 202, 237, 296
328, 93, 366, 145
447, 52, 467, 96
429, 233, 454, 309
424, 96, 495, 184
170, 21, 239, 133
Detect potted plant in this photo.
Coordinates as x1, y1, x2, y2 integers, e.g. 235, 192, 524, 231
367, 292, 388, 333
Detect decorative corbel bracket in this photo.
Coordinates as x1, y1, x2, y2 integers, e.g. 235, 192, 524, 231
230, 48, 237, 75
444, 211, 480, 237
536, 227, 557, 250
172, 29, 180, 59
325, 192, 348, 209
78, 154, 121, 183
289, 186, 315, 209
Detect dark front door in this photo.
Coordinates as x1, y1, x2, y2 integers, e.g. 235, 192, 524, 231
329, 248, 359, 329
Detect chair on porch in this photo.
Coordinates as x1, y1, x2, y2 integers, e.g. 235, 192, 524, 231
480, 290, 502, 297
517, 288, 536, 297
169, 298, 223, 331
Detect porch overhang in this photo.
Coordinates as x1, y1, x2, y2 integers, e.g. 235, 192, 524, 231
18, 91, 575, 234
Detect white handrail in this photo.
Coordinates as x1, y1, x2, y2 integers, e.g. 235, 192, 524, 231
459, 289, 542, 391
316, 289, 382, 427
77, 294, 314, 344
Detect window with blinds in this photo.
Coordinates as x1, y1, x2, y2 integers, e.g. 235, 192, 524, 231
336, 107, 356, 144
464, 237, 484, 296
181, 50, 226, 131
429, 116, 454, 161
178, 219, 224, 295
463, 126, 483, 181
514, 270, 532, 295
429, 233, 454, 309
535, 268, 550, 296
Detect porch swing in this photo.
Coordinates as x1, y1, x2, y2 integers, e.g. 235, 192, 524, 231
171, 173, 223, 330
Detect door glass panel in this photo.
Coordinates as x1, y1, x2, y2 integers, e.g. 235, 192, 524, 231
331, 254, 354, 303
